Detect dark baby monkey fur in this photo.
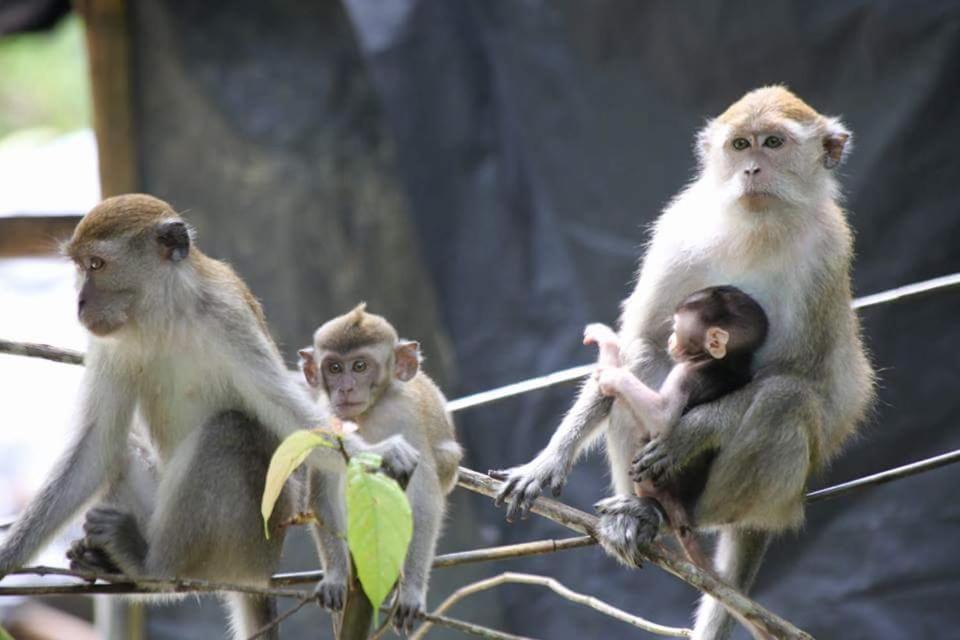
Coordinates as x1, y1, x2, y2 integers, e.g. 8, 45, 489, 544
587, 286, 768, 570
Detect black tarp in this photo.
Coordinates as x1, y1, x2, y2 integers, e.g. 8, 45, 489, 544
127, 1, 960, 638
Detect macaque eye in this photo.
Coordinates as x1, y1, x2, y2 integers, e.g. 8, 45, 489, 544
328, 362, 343, 374
763, 136, 784, 149
353, 360, 367, 373
89, 256, 105, 271
732, 138, 750, 151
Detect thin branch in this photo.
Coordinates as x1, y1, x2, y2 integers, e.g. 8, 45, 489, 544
0, 340, 83, 366
420, 612, 534, 640
246, 596, 315, 640
411, 571, 690, 640
456, 467, 814, 640
270, 535, 597, 586
3, 566, 308, 600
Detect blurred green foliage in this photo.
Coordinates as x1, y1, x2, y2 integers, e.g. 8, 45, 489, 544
0, 15, 91, 138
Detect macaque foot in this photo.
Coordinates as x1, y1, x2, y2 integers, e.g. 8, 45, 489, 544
313, 577, 347, 611
630, 436, 678, 487
594, 495, 665, 568
392, 585, 425, 634
66, 538, 121, 574
489, 458, 568, 522
80, 507, 147, 576
369, 435, 419, 489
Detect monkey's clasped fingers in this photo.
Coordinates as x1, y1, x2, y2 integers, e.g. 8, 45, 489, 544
313, 579, 346, 611
630, 438, 673, 487
373, 436, 419, 489
392, 590, 425, 634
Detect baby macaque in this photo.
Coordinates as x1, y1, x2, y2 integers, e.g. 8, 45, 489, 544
299, 304, 462, 633
584, 285, 768, 567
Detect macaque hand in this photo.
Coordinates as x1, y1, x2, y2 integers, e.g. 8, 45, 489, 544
594, 365, 630, 397
314, 573, 347, 611
583, 323, 622, 368
594, 495, 665, 568
367, 434, 419, 489
489, 452, 570, 522
630, 435, 687, 487
393, 583, 426, 634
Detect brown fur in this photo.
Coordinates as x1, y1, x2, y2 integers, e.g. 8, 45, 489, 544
313, 303, 399, 355
716, 85, 819, 127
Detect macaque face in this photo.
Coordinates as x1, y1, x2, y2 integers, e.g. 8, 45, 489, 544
67, 219, 190, 337
320, 349, 384, 419
668, 313, 729, 361
70, 243, 139, 336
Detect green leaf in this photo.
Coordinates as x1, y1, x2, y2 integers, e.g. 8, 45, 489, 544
261, 429, 334, 538
346, 458, 413, 619
0, 624, 14, 640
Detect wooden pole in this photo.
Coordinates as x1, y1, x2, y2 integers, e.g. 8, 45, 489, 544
76, 0, 139, 197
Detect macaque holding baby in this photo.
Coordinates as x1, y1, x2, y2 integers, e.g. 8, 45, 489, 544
584, 285, 768, 568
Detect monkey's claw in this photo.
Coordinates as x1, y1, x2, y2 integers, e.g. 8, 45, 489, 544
372, 435, 419, 489
313, 578, 346, 611
630, 437, 674, 486
392, 588, 425, 634
595, 496, 664, 568
66, 538, 121, 575
489, 461, 566, 522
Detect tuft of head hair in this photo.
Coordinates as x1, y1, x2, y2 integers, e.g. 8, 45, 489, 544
676, 285, 769, 352
716, 85, 820, 127
66, 194, 186, 258
313, 303, 399, 354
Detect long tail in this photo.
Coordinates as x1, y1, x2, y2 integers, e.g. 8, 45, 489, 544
692, 527, 770, 640
224, 593, 278, 640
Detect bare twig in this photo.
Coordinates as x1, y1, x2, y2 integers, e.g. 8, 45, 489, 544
270, 535, 596, 586
410, 571, 690, 640
456, 468, 814, 640
0, 340, 83, 366
420, 612, 534, 640
246, 596, 315, 640
3, 566, 308, 600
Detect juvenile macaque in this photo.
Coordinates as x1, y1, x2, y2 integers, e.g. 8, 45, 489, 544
0, 195, 418, 639
299, 304, 462, 633
584, 285, 768, 568
492, 87, 874, 639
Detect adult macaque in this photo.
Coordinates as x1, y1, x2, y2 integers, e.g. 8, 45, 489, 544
0, 195, 418, 639
299, 304, 462, 633
491, 87, 874, 639
585, 285, 768, 569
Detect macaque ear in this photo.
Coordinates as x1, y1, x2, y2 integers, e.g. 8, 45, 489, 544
156, 220, 191, 262
822, 118, 852, 169
298, 347, 319, 387
394, 341, 421, 382
705, 327, 730, 359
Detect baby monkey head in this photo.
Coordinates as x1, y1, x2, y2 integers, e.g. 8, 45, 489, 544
299, 303, 420, 419
668, 286, 768, 363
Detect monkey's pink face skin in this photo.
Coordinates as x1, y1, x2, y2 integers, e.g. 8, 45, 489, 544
321, 352, 382, 419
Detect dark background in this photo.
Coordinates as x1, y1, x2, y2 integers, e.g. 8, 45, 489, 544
16, 1, 960, 637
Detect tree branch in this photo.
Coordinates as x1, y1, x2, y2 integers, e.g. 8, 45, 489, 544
410, 571, 690, 639
456, 467, 814, 640
3, 566, 308, 600
0, 340, 83, 366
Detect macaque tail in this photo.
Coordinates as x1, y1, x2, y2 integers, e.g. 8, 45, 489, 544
691, 527, 771, 640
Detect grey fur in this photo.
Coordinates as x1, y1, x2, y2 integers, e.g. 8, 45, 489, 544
492, 90, 874, 640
